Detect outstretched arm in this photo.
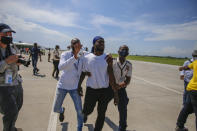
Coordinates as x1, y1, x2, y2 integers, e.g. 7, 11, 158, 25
179, 66, 190, 71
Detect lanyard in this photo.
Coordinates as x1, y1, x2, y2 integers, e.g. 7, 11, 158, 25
117, 61, 127, 77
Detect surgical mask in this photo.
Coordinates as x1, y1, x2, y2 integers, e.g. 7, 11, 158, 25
119, 50, 128, 57
0, 36, 13, 45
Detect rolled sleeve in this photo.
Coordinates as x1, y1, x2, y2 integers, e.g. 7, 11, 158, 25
58, 52, 77, 71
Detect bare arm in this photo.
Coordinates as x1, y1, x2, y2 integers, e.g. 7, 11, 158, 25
106, 55, 118, 90
179, 66, 190, 71
77, 72, 86, 96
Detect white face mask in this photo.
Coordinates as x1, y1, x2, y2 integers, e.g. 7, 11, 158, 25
193, 57, 197, 60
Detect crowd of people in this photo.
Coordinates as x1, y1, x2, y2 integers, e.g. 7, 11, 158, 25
0, 23, 197, 131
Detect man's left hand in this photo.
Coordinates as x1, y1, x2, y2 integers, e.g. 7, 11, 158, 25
105, 54, 113, 66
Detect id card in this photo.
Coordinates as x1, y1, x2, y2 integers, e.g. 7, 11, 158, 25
5, 69, 13, 85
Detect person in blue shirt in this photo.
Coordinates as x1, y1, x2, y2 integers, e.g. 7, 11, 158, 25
29, 43, 41, 75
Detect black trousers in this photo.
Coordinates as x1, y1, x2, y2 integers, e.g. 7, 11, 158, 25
118, 88, 129, 131
177, 91, 197, 130
52, 60, 59, 78
83, 87, 114, 131
0, 84, 23, 131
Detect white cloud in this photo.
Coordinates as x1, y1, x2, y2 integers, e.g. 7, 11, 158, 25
91, 14, 197, 41
144, 21, 197, 41
91, 14, 135, 29
0, 0, 81, 28
157, 46, 192, 57
0, 14, 71, 47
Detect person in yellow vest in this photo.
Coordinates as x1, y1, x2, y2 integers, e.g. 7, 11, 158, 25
175, 50, 197, 131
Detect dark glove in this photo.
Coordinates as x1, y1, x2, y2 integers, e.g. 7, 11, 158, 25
77, 86, 83, 96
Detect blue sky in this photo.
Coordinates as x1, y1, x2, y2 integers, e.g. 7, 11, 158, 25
0, 0, 197, 57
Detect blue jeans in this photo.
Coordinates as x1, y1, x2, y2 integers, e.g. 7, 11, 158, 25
183, 81, 189, 105
53, 88, 83, 131
32, 57, 38, 74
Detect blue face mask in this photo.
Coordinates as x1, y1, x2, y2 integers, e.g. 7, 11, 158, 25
119, 50, 128, 57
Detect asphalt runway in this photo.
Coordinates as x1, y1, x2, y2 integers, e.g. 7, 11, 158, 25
0, 55, 195, 131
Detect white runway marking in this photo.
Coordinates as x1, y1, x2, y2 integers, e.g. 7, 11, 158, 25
46, 76, 182, 131
133, 76, 182, 95
47, 89, 57, 131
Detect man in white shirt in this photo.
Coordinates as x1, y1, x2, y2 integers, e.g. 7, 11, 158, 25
78, 36, 117, 131
53, 38, 84, 131
112, 45, 132, 131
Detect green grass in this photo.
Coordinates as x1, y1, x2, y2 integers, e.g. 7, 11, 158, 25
112, 54, 187, 66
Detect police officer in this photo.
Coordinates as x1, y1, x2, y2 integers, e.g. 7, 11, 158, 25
0, 23, 23, 131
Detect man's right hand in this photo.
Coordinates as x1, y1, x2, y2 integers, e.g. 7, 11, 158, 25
180, 75, 184, 80
77, 86, 83, 96
73, 44, 82, 59
5, 55, 18, 64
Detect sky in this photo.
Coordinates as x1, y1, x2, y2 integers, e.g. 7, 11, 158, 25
0, 0, 197, 57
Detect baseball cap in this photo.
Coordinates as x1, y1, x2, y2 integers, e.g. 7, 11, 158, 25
0, 23, 16, 33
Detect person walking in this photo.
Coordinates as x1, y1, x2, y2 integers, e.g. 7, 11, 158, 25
78, 36, 117, 131
53, 38, 84, 131
29, 43, 41, 75
112, 45, 132, 131
0, 23, 23, 131
175, 50, 197, 131
52, 45, 60, 79
48, 48, 51, 62
180, 58, 193, 105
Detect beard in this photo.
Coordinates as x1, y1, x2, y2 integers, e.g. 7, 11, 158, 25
95, 47, 104, 52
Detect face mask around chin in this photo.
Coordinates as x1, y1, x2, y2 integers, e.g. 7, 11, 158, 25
0, 36, 13, 45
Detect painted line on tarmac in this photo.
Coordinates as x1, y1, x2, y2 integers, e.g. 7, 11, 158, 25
47, 89, 57, 131
133, 76, 182, 95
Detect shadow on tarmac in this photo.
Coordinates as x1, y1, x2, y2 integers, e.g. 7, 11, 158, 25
105, 117, 135, 131
33, 73, 46, 77
61, 122, 68, 131
84, 124, 94, 131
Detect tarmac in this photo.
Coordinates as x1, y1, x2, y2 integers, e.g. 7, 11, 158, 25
0, 54, 195, 131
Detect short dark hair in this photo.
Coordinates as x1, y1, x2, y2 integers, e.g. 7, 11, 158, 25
55, 45, 59, 49
119, 45, 129, 52
71, 38, 80, 51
